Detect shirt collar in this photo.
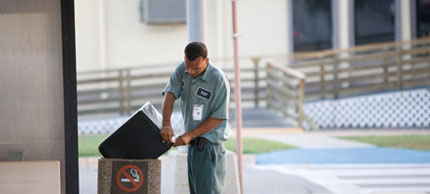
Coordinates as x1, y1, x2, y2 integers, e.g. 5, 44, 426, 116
184, 62, 212, 82
200, 63, 212, 82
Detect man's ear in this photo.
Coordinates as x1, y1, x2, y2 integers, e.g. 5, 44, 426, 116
205, 57, 209, 64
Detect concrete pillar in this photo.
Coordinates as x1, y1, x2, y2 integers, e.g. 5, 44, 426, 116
332, 0, 355, 89
395, 0, 414, 72
0, 0, 78, 193
395, 0, 413, 41
286, 0, 294, 55
187, 0, 208, 43
333, 0, 354, 50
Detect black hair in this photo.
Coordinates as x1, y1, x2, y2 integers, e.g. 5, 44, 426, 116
184, 42, 208, 61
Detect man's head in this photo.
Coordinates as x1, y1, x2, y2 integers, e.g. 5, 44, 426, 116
184, 42, 209, 78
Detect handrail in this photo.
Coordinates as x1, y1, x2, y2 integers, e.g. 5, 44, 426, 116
77, 37, 429, 130
268, 62, 306, 79
77, 57, 267, 117
290, 36, 430, 60
285, 37, 430, 100
267, 61, 318, 130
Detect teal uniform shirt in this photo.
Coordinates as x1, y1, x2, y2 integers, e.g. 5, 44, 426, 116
162, 62, 232, 143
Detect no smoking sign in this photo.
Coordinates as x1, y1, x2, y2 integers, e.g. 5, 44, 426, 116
111, 162, 148, 193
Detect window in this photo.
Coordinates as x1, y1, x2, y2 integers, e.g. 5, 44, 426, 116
292, 0, 332, 51
140, 0, 186, 24
355, 0, 395, 45
417, 0, 430, 37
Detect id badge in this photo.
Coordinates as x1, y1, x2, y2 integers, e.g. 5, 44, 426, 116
193, 104, 203, 121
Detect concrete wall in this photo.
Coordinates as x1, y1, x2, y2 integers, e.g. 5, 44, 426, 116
74, 0, 288, 71
0, 0, 67, 193
75, 0, 188, 72
75, 0, 417, 72
75, 0, 101, 71
229, 0, 288, 56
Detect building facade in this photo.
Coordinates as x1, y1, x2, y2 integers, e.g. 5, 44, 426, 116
74, 0, 429, 72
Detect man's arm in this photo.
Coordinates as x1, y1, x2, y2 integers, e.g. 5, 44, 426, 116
173, 117, 224, 147
160, 92, 176, 143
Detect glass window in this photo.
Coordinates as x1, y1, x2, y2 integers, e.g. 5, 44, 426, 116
293, 0, 332, 51
355, 0, 395, 45
417, 0, 430, 37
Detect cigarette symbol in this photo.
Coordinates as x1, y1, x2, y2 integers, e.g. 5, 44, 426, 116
121, 168, 140, 183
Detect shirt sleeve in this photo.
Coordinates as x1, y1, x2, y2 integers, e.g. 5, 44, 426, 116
162, 65, 183, 99
210, 76, 230, 120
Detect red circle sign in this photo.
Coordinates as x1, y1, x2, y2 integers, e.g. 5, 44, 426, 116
116, 164, 144, 192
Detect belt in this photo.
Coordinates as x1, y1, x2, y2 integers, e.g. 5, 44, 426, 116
189, 137, 209, 146
189, 137, 210, 151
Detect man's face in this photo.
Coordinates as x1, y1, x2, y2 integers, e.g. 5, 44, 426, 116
184, 56, 209, 78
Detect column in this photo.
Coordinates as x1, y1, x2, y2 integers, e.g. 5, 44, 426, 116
187, 0, 208, 43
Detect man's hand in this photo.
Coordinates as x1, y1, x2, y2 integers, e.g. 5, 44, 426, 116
160, 125, 174, 143
173, 133, 193, 147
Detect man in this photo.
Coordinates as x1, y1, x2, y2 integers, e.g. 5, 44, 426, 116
160, 42, 231, 194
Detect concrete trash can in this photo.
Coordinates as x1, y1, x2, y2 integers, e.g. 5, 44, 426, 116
98, 158, 161, 194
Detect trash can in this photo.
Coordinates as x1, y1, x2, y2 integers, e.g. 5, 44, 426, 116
97, 102, 170, 194
98, 102, 172, 159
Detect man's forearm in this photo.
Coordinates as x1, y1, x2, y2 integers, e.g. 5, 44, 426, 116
186, 117, 224, 139
162, 92, 175, 126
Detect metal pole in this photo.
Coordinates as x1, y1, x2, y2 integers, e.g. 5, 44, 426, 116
232, 0, 244, 193
187, 0, 207, 43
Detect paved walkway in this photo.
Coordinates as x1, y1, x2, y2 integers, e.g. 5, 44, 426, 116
242, 129, 430, 194
244, 131, 374, 149
255, 164, 430, 194
79, 129, 430, 194
238, 128, 430, 149
257, 147, 430, 164
239, 129, 430, 165
243, 165, 331, 194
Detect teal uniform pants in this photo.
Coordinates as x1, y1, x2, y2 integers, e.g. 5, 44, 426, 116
187, 142, 226, 194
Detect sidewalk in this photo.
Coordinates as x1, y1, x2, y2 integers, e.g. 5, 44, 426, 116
78, 155, 333, 194
79, 128, 430, 194
243, 128, 430, 194
240, 128, 430, 165
236, 128, 430, 149
239, 128, 374, 149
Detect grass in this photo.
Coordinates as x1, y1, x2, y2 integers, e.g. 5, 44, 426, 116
78, 135, 108, 157
78, 135, 295, 157
224, 137, 296, 154
338, 135, 430, 151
